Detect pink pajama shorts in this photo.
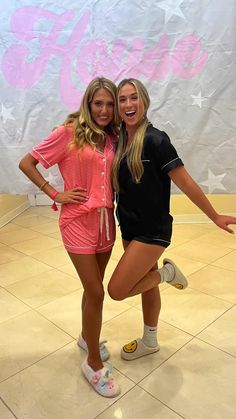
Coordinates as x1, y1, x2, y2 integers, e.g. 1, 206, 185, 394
60, 207, 115, 254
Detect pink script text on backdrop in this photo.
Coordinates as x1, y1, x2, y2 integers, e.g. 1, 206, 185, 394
2, 7, 208, 109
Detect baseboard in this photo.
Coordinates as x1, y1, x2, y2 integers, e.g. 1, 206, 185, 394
0, 200, 30, 228
173, 212, 236, 224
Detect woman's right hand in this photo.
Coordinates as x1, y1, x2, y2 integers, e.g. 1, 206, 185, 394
54, 187, 88, 204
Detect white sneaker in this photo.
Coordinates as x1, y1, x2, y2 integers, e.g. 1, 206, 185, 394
163, 258, 188, 290
77, 335, 110, 362
121, 338, 160, 360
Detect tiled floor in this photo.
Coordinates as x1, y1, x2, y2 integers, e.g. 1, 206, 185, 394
0, 206, 236, 419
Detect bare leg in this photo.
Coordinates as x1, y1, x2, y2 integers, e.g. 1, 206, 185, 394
108, 240, 165, 300
68, 251, 111, 371
80, 251, 111, 340
121, 240, 161, 326
118, 241, 161, 359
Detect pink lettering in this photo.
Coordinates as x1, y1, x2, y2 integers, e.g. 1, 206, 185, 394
1, 6, 209, 109
171, 35, 208, 78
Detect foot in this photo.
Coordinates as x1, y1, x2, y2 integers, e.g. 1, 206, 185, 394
82, 359, 120, 397
163, 258, 188, 290
121, 338, 160, 361
77, 335, 110, 362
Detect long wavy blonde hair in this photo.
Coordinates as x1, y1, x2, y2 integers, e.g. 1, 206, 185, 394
63, 77, 120, 150
112, 78, 150, 191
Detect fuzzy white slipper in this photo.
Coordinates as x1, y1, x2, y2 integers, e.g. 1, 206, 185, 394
77, 335, 110, 361
121, 338, 160, 361
82, 360, 120, 397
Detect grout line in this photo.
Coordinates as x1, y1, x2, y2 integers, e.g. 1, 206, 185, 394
0, 396, 18, 418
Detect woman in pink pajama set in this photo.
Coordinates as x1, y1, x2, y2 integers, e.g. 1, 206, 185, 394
19, 77, 121, 397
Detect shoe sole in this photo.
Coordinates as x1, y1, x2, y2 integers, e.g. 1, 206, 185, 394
121, 338, 160, 361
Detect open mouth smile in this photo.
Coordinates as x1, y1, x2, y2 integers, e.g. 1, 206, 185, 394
125, 111, 136, 117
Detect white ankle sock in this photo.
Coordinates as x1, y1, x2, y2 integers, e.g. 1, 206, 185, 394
158, 263, 175, 283
142, 324, 158, 348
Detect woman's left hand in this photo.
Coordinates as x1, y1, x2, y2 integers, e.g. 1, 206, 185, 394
213, 214, 236, 234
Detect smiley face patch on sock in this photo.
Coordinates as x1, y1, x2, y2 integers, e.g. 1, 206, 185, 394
122, 340, 138, 353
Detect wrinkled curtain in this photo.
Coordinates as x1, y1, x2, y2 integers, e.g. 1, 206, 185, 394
0, 0, 235, 194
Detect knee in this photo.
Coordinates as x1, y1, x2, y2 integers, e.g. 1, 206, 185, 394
86, 287, 105, 305
107, 282, 125, 301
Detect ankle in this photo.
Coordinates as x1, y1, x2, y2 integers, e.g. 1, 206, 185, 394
87, 358, 103, 372
142, 324, 158, 348
159, 263, 175, 283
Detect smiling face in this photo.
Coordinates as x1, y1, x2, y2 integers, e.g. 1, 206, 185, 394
118, 83, 145, 135
90, 88, 114, 129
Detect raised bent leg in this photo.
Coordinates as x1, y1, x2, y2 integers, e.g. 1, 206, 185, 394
108, 240, 165, 300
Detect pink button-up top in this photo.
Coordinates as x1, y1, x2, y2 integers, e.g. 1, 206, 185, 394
30, 125, 116, 228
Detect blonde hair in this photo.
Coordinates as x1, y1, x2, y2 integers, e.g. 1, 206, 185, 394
63, 77, 119, 150
112, 78, 150, 191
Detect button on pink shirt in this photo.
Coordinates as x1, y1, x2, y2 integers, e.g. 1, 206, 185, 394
30, 125, 116, 228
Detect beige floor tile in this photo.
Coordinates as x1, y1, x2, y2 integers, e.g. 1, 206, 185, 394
47, 231, 62, 240
0, 288, 30, 323
25, 205, 60, 219
0, 256, 53, 287
0, 342, 134, 419
97, 386, 182, 419
0, 227, 43, 245
0, 311, 73, 382
166, 241, 232, 264
140, 339, 236, 419
160, 287, 232, 335
11, 236, 61, 256
29, 221, 60, 234
11, 213, 54, 227
102, 309, 192, 383
0, 246, 25, 265
0, 223, 23, 233
6, 270, 81, 308
170, 223, 210, 247
103, 294, 131, 323
0, 400, 15, 419
198, 306, 236, 356
37, 289, 131, 339
193, 229, 236, 250
1, 210, 235, 417
110, 238, 124, 261
212, 250, 236, 272
32, 246, 70, 267
58, 262, 81, 278
37, 290, 83, 338
188, 265, 236, 303
161, 251, 206, 276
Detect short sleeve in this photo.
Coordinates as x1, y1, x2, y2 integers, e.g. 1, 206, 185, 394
30, 125, 70, 168
152, 131, 184, 174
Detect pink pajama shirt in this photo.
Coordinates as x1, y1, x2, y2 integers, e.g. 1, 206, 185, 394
30, 125, 116, 254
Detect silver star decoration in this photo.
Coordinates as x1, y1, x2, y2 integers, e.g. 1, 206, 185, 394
191, 91, 207, 108
0, 104, 15, 123
200, 169, 226, 193
163, 121, 175, 128
158, 0, 185, 24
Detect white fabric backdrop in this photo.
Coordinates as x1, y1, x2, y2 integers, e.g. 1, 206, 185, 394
0, 0, 236, 194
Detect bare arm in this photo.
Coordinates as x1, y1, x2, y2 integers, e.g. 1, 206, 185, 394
19, 153, 87, 204
168, 166, 236, 234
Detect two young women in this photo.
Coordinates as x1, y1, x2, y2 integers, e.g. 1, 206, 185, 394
19, 77, 236, 398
